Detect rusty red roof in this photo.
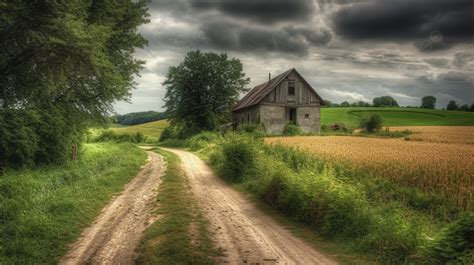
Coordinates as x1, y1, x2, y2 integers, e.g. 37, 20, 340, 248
232, 68, 323, 112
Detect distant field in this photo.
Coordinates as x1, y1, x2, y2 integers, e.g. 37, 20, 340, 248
110, 119, 169, 140
321, 107, 474, 127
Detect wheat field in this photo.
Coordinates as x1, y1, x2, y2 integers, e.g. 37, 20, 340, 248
391, 126, 474, 144
266, 130, 474, 209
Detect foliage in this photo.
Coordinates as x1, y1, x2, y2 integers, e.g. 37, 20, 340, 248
0, 107, 83, 169
459, 104, 470, 112
359, 114, 383, 132
340, 101, 350, 107
283, 123, 303, 135
0, 0, 149, 167
112, 111, 168, 126
237, 123, 265, 135
163, 50, 250, 133
425, 212, 474, 264
447, 100, 458, 110
89, 130, 146, 143
209, 135, 429, 263
373, 96, 399, 107
136, 149, 220, 264
421, 96, 436, 109
0, 143, 147, 264
471, 104, 474, 112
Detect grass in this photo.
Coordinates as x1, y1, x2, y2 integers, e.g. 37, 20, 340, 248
111, 120, 169, 140
0, 142, 147, 264
183, 131, 472, 264
135, 148, 221, 264
321, 107, 474, 127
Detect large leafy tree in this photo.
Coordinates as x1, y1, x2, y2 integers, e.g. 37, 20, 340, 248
421, 96, 436, 109
0, 0, 149, 119
0, 0, 149, 167
447, 100, 458, 110
164, 50, 250, 134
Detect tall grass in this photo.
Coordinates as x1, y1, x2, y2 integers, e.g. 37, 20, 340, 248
202, 133, 472, 264
0, 143, 147, 264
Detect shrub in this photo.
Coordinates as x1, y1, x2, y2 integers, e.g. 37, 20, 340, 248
237, 123, 265, 135
159, 126, 176, 142
219, 134, 262, 182
359, 114, 383, 132
283, 123, 302, 135
91, 130, 146, 143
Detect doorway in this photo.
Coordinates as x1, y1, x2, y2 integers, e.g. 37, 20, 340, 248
289, 108, 297, 124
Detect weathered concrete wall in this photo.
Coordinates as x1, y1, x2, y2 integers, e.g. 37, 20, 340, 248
296, 106, 320, 134
233, 105, 260, 128
259, 105, 286, 134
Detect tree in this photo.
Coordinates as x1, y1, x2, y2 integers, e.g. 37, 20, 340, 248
322, 100, 333, 107
359, 114, 383, 133
163, 50, 250, 134
470, 104, 474, 112
447, 100, 458, 110
459, 104, 469, 111
373, 96, 399, 107
340, 101, 350, 107
0, 1, 149, 166
421, 96, 436, 109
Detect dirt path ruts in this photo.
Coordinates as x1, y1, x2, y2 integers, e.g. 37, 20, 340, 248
60, 151, 164, 265
162, 148, 338, 265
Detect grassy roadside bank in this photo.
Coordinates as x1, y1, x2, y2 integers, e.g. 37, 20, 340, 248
164, 132, 473, 264
135, 149, 221, 264
0, 143, 147, 264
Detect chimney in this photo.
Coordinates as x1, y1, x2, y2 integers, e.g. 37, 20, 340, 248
268, 73, 271, 82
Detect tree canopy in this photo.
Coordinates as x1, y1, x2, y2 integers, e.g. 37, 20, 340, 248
163, 50, 250, 135
447, 100, 458, 110
112, 111, 168, 125
421, 96, 436, 109
0, 0, 149, 168
373, 96, 399, 107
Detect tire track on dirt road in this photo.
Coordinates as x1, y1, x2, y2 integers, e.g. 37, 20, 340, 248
162, 148, 338, 265
60, 151, 164, 265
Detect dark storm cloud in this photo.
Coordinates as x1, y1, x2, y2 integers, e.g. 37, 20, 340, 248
333, 0, 474, 51
191, 0, 315, 24
200, 20, 332, 55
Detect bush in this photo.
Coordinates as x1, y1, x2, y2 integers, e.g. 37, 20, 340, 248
359, 114, 383, 132
159, 126, 176, 142
219, 134, 262, 182
237, 123, 265, 135
283, 123, 302, 135
91, 130, 146, 143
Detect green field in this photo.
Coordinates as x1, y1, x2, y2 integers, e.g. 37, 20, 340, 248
321, 107, 474, 127
110, 119, 170, 139
0, 143, 147, 264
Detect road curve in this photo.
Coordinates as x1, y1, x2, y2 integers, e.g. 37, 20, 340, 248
162, 148, 337, 265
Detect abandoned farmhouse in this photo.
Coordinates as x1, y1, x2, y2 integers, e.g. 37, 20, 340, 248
232, 68, 323, 134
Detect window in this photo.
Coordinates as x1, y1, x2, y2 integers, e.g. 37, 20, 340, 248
288, 81, 295, 96
289, 108, 296, 123
305, 114, 310, 119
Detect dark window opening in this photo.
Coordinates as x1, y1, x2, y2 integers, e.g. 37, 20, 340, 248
305, 114, 310, 118
288, 81, 295, 96
289, 108, 297, 123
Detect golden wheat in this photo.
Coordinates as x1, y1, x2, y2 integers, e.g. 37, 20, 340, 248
390, 126, 474, 144
266, 134, 474, 209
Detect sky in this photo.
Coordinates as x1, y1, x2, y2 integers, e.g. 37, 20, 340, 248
114, 0, 474, 114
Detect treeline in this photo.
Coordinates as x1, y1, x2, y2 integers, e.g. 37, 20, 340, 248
111, 111, 168, 125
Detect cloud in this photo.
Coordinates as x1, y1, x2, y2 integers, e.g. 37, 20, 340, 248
333, 0, 474, 51
190, 0, 316, 24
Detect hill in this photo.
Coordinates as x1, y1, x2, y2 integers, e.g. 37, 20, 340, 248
321, 107, 474, 127
110, 120, 170, 140
112, 111, 168, 126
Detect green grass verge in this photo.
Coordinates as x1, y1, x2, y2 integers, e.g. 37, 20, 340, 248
0, 142, 147, 264
321, 107, 474, 127
135, 148, 221, 264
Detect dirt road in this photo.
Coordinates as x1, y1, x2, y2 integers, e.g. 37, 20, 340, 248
162, 148, 337, 265
60, 151, 164, 265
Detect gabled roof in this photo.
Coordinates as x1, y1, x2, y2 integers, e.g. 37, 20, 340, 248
232, 68, 323, 112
